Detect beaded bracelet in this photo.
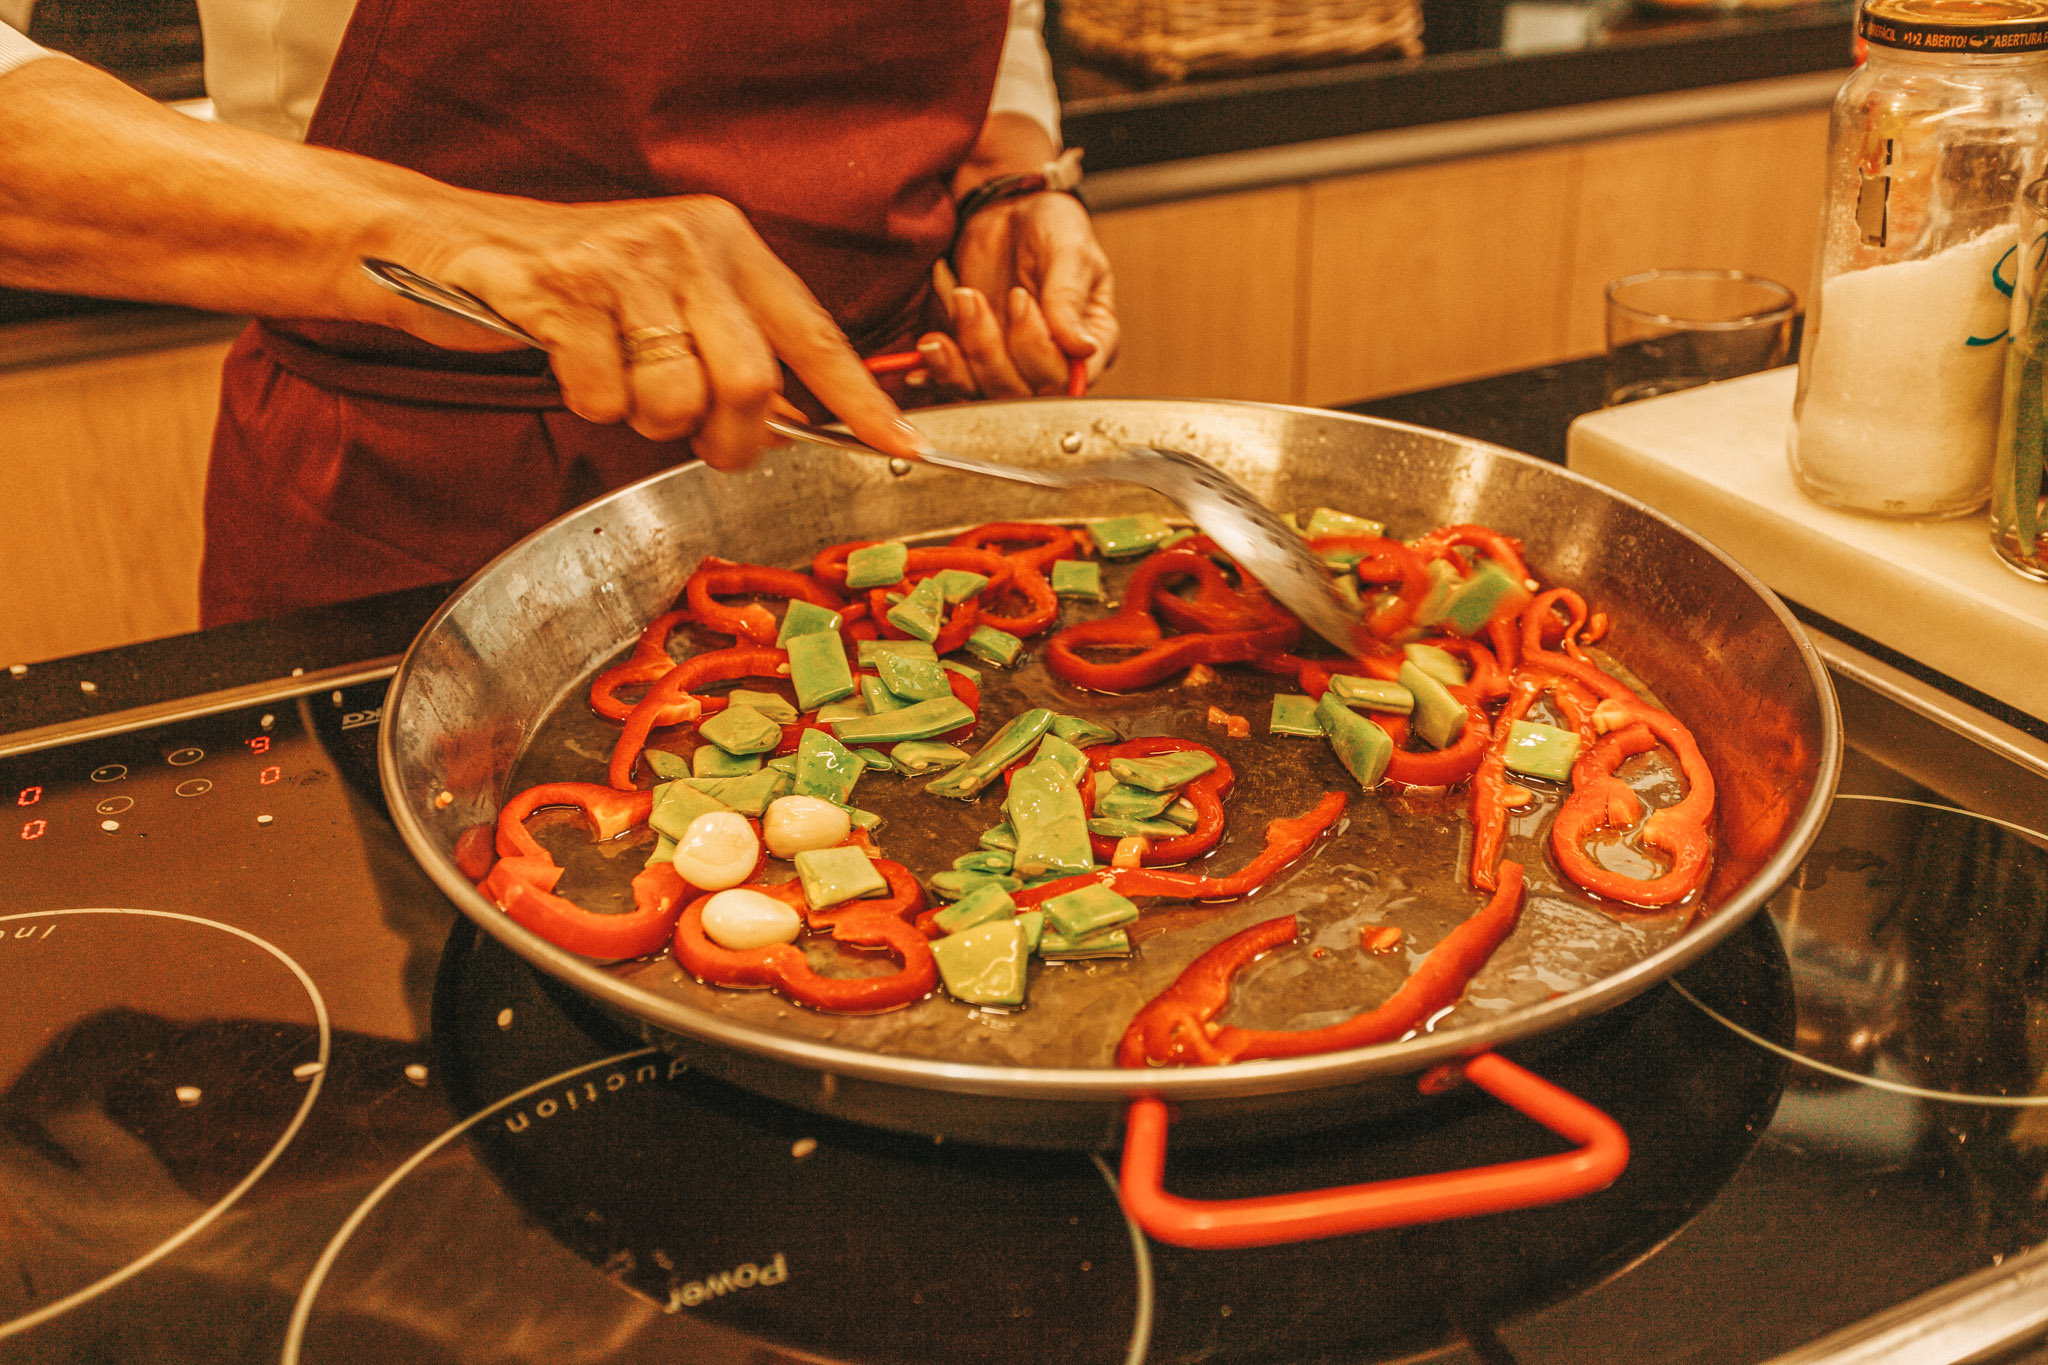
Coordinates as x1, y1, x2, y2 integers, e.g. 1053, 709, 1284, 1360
949, 148, 1085, 260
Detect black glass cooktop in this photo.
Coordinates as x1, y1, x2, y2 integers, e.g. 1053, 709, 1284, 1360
2, 641, 2046, 1364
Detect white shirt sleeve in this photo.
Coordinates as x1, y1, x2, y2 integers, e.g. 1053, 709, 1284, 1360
989, 0, 1062, 149
0, 20, 59, 79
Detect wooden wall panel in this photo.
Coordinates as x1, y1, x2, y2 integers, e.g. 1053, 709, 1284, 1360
0, 340, 228, 665
1564, 110, 1831, 355
1301, 145, 1581, 405
1089, 185, 1305, 402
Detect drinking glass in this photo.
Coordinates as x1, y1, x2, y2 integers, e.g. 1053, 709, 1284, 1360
1604, 269, 1796, 406
1992, 178, 2048, 582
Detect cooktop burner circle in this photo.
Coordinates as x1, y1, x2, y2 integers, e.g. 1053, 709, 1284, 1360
1680, 794, 2048, 1108
0, 908, 331, 1341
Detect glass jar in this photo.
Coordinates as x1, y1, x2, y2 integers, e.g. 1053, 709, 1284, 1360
1789, 0, 2048, 519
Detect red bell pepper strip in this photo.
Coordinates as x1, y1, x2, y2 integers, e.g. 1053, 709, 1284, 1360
1549, 699, 1716, 909
1045, 546, 1301, 692
1309, 535, 1433, 641
810, 542, 1011, 595
865, 586, 982, 654
1414, 523, 1532, 586
1517, 590, 1634, 704
476, 782, 688, 960
1367, 690, 1493, 788
1468, 675, 1543, 892
1433, 636, 1509, 702
608, 645, 790, 789
1147, 543, 1293, 636
1083, 737, 1234, 866
671, 858, 938, 1013
1116, 862, 1526, 1067
951, 522, 1077, 574
589, 609, 693, 722
685, 559, 843, 646
1012, 791, 1347, 909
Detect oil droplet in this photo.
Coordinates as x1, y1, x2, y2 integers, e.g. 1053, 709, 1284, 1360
7, 663, 25, 677
496, 1007, 515, 1029
100, 819, 119, 832
331, 691, 344, 706
79, 680, 97, 694
260, 713, 275, 729
293, 1061, 323, 1080
257, 814, 274, 826
174, 1085, 202, 1106
791, 1138, 819, 1160
434, 790, 454, 808
404, 1063, 429, 1086
290, 667, 304, 677
888, 457, 913, 477
1059, 432, 1083, 453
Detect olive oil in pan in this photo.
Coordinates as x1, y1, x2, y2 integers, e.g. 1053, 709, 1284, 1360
507, 524, 1699, 1070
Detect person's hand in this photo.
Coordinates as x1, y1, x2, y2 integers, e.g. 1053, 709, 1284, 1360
385, 194, 926, 470
914, 191, 1118, 398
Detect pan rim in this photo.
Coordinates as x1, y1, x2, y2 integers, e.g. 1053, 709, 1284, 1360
379, 396, 1843, 1104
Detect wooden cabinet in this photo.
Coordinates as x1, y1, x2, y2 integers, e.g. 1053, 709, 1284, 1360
1094, 108, 1831, 406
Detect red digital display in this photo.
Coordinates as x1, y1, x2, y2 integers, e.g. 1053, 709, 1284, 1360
21, 819, 45, 840
16, 787, 38, 807
246, 736, 271, 754
259, 765, 281, 786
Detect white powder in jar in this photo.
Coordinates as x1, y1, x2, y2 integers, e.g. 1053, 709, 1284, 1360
1792, 225, 2017, 515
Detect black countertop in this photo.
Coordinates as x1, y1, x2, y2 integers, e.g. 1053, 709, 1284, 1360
0, 1, 1854, 333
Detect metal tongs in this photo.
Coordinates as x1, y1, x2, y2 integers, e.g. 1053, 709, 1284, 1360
360, 258, 1364, 652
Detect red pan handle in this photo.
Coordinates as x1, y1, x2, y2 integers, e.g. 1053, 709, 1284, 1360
1117, 1052, 1629, 1249
866, 351, 1090, 397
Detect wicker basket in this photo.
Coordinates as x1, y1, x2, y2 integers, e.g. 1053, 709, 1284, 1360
1059, 0, 1423, 84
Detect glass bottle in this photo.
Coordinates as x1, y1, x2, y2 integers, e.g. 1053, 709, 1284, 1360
1789, 0, 2048, 519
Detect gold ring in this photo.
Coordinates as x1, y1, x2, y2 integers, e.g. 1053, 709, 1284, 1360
621, 325, 696, 363
627, 340, 699, 365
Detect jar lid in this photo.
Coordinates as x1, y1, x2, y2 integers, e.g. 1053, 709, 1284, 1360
1861, 0, 2048, 53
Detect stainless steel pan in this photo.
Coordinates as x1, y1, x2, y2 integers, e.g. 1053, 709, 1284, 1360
379, 399, 1838, 1240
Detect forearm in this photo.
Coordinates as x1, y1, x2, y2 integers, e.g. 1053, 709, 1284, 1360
0, 57, 482, 325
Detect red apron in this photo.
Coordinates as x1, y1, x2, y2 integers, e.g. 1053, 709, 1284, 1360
200, 0, 1007, 626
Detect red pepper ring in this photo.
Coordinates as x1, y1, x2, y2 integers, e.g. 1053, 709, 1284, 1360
1468, 675, 1544, 893
1084, 737, 1234, 867
1414, 523, 1532, 586
685, 558, 843, 646
670, 859, 937, 1013
589, 609, 693, 722
1149, 553, 1292, 636
1013, 791, 1347, 910
1115, 862, 1526, 1068
1549, 701, 1716, 909
865, 587, 983, 654
1309, 535, 1433, 641
476, 782, 688, 961
608, 645, 791, 789
949, 521, 1078, 574
1517, 590, 1636, 704
810, 543, 1013, 596
1367, 690, 1493, 788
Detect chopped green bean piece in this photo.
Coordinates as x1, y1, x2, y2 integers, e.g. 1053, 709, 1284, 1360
875, 649, 952, 701
844, 748, 891, 773
1016, 909, 1045, 955
932, 569, 990, 603
844, 541, 909, 589
932, 883, 1017, 934
698, 703, 783, 756
1108, 750, 1217, 791
860, 676, 909, 713
648, 780, 733, 840
1504, 720, 1582, 783
1043, 883, 1140, 937
644, 749, 692, 780
1049, 713, 1118, 747
683, 768, 794, 816
1050, 559, 1104, 599
927, 708, 1053, 800
952, 849, 1015, 874
766, 754, 800, 776
1163, 797, 1200, 828
964, 625, 1023, 667
890, 740, 971, 774
787, 629, 856, 711
1157, 528, 1197, 550
775, 601, 842, 647
979, 822, 1018, 852
1004, 758, 1095, 878
816, 699, 869, 723
830, 695, 975, 744
1333, 574, 1364, 611
886, 576, 948, 643
929, 870, 1025, 902
931, 919, 1028, 1006
1330, 675, 1415, 714
1088, 816, 1183, 838
1088, 513, 1175, 557
692, 745, 763, 778
840, 805, 885, 832
942, 659, 982, 687
1034, 732, 1090, 788
1402, 643, 1468, 688
1269, 694, 1325, 737
1316, 693, 1393, 790
1413, 558, 1463, 629
1442, 560, 1533, 637
1397, 660, 1467, 750
794, 845, 888, 909
644, 833, 676, 869
1096, 782, 1174, 820
726, 688, 800, 724
857, 638, 939, 667
1038, 926, 1132, 959
794, 727, 863, 804
1304, 506, 1385, 539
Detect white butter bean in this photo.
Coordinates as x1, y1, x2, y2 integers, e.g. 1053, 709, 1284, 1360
671, 811, 760, 890
700, 888, 802, 951
763, 795, 851, 859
